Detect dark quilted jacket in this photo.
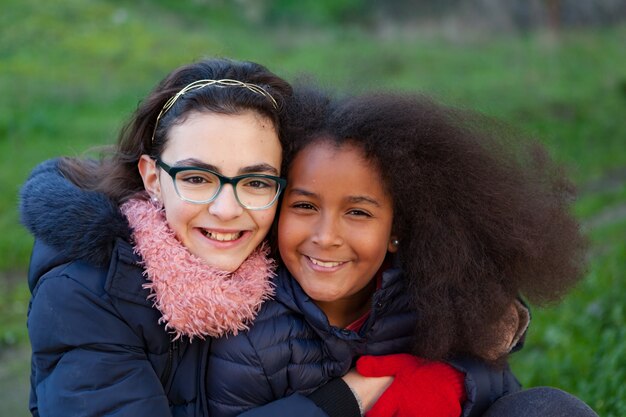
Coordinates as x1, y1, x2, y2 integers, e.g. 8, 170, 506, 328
207, 265, 417, 416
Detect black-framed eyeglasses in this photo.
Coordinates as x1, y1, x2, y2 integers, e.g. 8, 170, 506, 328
155, 158, 286, 210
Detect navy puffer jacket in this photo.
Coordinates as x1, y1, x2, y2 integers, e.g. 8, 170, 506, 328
20, 159, 521, 417
207, 265, 417, 416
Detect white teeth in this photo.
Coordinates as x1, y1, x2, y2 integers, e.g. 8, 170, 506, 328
308, 257, 343, 268
204, 231, 241, 241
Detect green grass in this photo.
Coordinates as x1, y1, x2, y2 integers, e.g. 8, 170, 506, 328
0, 274, 30, 346
1, 1, 625, 415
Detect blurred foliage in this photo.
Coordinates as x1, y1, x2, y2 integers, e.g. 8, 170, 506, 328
97, 0, 626, 29
510, 222, 626, 416
1, 0, 625, 415
264, 0, 364, 25
0, 275, 30, 346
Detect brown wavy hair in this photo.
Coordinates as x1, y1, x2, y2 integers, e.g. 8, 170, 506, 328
282, 91, 588, 362
59, 58, 293, 204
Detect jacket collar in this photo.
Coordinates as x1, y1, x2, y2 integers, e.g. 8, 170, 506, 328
272, 265, 406, 334
21, 158, 131, 288
20, 158, 277, 317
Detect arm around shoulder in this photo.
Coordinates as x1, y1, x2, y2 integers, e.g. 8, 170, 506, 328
236, 374, 364, 417
449, 356, 521, 417
238, 393, 333, 417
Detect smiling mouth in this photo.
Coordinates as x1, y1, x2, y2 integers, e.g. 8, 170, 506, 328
200, 230, 244, 242
307, 256, 346, 268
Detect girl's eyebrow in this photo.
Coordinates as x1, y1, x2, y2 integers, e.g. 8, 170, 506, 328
239, 163, 279, 176
175, 158, 279, 175
289, 188, 381, 207
289, 188, 317, 197
347, 196, 381, 207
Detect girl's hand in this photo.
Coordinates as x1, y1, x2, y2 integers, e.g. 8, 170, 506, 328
356, 354, 467, 417
342, 368, 393, 414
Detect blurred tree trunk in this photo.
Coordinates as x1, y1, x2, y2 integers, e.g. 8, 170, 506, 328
545, 0, 561, 31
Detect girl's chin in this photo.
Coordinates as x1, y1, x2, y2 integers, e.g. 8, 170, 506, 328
192, 240, 255, 272
197, 253, 247, 272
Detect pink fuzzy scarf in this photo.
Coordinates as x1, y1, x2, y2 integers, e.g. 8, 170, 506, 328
120, 198, 276, 340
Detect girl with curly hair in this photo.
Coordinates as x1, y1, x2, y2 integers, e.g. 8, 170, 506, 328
201, 88, 595, 417
266, 90, 595, 417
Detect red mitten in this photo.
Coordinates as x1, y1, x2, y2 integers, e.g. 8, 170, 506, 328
356, 354, 466, 417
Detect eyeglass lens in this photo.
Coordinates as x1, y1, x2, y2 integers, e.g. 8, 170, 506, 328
173, 169, 279, 208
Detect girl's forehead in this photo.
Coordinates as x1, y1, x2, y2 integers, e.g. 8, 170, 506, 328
162, 111, 282, 174
290, 142, 388, 194
290, 141, 368, 177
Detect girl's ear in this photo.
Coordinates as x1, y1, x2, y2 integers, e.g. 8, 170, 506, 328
388, 236, 399, 253
138, 155, 161, 199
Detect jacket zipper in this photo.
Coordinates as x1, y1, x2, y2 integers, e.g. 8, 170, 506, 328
161, 338, 179, 387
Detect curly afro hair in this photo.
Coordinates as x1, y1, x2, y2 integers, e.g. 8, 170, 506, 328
282, 90, 588, 362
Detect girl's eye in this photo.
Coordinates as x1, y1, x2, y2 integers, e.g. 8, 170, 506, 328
242, 179, 271, 189
177, 170, 216, 185
347, 209, 372, 217
292, 202, 316, 211
182, 175, 209, 184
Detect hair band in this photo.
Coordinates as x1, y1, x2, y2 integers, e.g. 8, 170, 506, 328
151, 79, 278, 143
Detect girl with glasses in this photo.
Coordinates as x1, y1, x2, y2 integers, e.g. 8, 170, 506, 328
20, 57, 293, 415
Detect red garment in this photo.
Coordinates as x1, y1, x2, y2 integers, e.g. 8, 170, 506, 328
356, 354, 467, 417
345, 312, 370, 332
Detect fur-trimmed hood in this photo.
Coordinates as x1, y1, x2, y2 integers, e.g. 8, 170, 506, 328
19, 158, 131, 269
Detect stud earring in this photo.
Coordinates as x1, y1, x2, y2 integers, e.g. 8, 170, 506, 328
150, 195, 162, 209
391, 239, 399, 247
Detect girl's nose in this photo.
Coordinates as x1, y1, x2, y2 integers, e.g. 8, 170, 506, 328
311, 214, 343, 248
207, 184, 244, 220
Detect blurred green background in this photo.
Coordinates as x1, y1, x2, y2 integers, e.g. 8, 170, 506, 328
1, 0, 625, 416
